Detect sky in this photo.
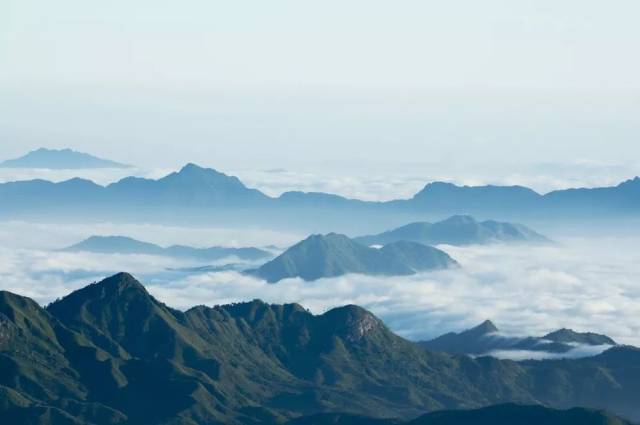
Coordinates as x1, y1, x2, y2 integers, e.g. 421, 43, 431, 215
2, 0, 640, 191
2, 3, 640, 361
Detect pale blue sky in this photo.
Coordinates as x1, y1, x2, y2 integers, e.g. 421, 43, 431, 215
2, 0, 639, 178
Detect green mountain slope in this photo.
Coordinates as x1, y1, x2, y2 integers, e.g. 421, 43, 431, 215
0, 273, 638, 424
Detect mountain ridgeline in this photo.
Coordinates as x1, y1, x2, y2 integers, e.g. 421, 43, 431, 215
64, 235, 272, 262
287, 404, 633, 425
248, 233, 458, 283
1, 163, 640, 231
419, 320, 617, 357
354, 215, 550, 246
0, 148, 132, 169
0, 273, 639, 424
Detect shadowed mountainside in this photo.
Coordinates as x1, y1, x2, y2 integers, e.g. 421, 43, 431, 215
0, 273, 639, 424
287, 404, 633, 425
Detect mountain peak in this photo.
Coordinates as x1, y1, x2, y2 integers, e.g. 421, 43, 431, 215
173, 163, 230, 180
101, 163, 270, 205
307, 232, 351, 243
471, 319, 499, 334
179, 162, 208, 173
0, 148, 132, 169
46, 273, 187, 359
355, 215, 549, 247
159, 163, 268, 200
423, 181, 457, 189
46, 272, 150, 319
618, 176, 640, 188
321, 305, 383, 342
251, 232, 456, 283
0, 290, 43, 318
414, 181, 457, 195
98, 272, 145, 290
411, 181, 541, 208
441, 214, 477, 225
543, 328, 617, 346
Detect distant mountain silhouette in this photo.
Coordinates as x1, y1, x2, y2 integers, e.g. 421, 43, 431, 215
249, 233, 458, 282
0, 148, 132, 169
543, 328, 617, 346
64, 235, 271, 261
0, 273, 639, 423
1, 163, 640, 230
420, 320, 616, 357
105, 163, 270, 206
288, 404, 633, 425
406, 182, 541, 212
397, 178, 640, 217
355, 215, 550, 246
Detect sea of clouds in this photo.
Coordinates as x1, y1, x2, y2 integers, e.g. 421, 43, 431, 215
1, 220, 638, 354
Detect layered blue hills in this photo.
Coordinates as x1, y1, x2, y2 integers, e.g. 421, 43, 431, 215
355, 215, 550, 246
1, 163, 639, 229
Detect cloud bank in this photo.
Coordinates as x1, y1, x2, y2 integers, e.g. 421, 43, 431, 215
0, 221, 638, 348
486, 344, 615, 361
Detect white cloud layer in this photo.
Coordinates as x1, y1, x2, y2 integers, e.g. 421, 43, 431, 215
231, 159, 640, 201
486, 344, 614, 361
0, 220, 638, 349
0, 221, 300, 250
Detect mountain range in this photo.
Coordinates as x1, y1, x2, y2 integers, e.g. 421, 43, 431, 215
1, 273, 639, 424
0, 148, 132, 169
354, 215, 550, 246
287, 404, 633, 425
1, 163, 640, 231
248, 233, 458, 282
419, 320, 617, 358
64, 235, 272, 262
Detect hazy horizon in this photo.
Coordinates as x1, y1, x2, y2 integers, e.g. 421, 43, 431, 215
3, 1, 640, 191
2, 4, 640, 421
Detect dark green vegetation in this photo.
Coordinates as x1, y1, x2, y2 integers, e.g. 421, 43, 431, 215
287, 404, 633, 425
1, 273, 639, 424
248, 233, 458, 283
0, 148, 132, 169
354, 215, 550, 246
65, 235, 272, 262
420, 320, 616, 356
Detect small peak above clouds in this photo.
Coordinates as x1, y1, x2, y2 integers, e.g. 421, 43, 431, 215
471, 319, 499, 335
0, 148, 132, 170
355, 215, 550, 247
249, 232, 457, 283
420, 319, 617, 360
543, 328, 617, 346
63, 234, 272, 262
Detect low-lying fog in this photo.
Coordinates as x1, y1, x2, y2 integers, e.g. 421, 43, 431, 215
1, 221, 639, 354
